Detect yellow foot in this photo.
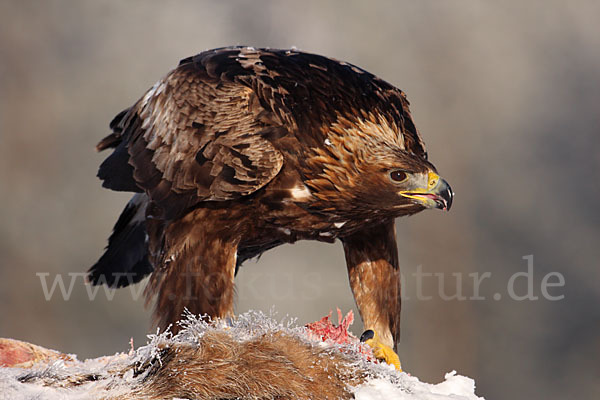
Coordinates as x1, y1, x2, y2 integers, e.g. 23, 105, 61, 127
360, 330, 402, 371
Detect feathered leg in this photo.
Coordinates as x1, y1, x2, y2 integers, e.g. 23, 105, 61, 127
145, 207, 240, 333
342, 219, 402, 368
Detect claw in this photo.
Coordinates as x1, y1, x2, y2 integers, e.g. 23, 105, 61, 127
360, 329, 402, 371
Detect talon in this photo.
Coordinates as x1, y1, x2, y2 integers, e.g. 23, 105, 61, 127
360, 329, 402, 371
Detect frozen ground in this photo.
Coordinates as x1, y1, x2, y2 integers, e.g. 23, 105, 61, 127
0, 311, 483, 399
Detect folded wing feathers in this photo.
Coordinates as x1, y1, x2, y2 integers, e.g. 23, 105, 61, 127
125, 63, 284, 207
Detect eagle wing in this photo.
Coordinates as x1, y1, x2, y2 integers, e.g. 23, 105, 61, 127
98, 55, 285, 217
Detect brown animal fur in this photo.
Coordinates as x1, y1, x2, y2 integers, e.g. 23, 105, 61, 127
125, 331, 363, 400
6, 325, 371, 400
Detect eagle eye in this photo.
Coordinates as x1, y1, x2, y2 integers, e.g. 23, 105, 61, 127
390, 170, 408, 183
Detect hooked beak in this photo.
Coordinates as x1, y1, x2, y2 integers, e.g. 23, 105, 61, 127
399, 171, 454, 211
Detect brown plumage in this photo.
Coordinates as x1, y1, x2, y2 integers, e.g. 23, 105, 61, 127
89, 46, 453, 349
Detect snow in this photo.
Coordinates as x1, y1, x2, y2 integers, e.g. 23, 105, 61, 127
0, 357, 132, 400
353, 371, 482, 400
0, 311, 484, 399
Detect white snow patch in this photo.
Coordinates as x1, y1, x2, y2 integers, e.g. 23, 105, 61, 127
353, 370, 483, 400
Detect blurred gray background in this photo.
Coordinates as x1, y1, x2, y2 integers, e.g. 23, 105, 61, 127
1, 1, 599, 398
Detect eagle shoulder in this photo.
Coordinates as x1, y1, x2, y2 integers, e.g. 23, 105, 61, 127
99, 51, 287, 217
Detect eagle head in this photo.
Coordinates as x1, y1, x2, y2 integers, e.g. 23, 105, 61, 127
304, 110, 453, 219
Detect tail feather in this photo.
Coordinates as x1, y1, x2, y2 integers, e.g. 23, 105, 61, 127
89, 193, 153, 288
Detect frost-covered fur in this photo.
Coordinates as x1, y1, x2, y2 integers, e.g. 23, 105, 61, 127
0, 312, 483, 400
1, 312, 369, 400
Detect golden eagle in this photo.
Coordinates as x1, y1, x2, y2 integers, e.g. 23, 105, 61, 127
89, 47, 453, 358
